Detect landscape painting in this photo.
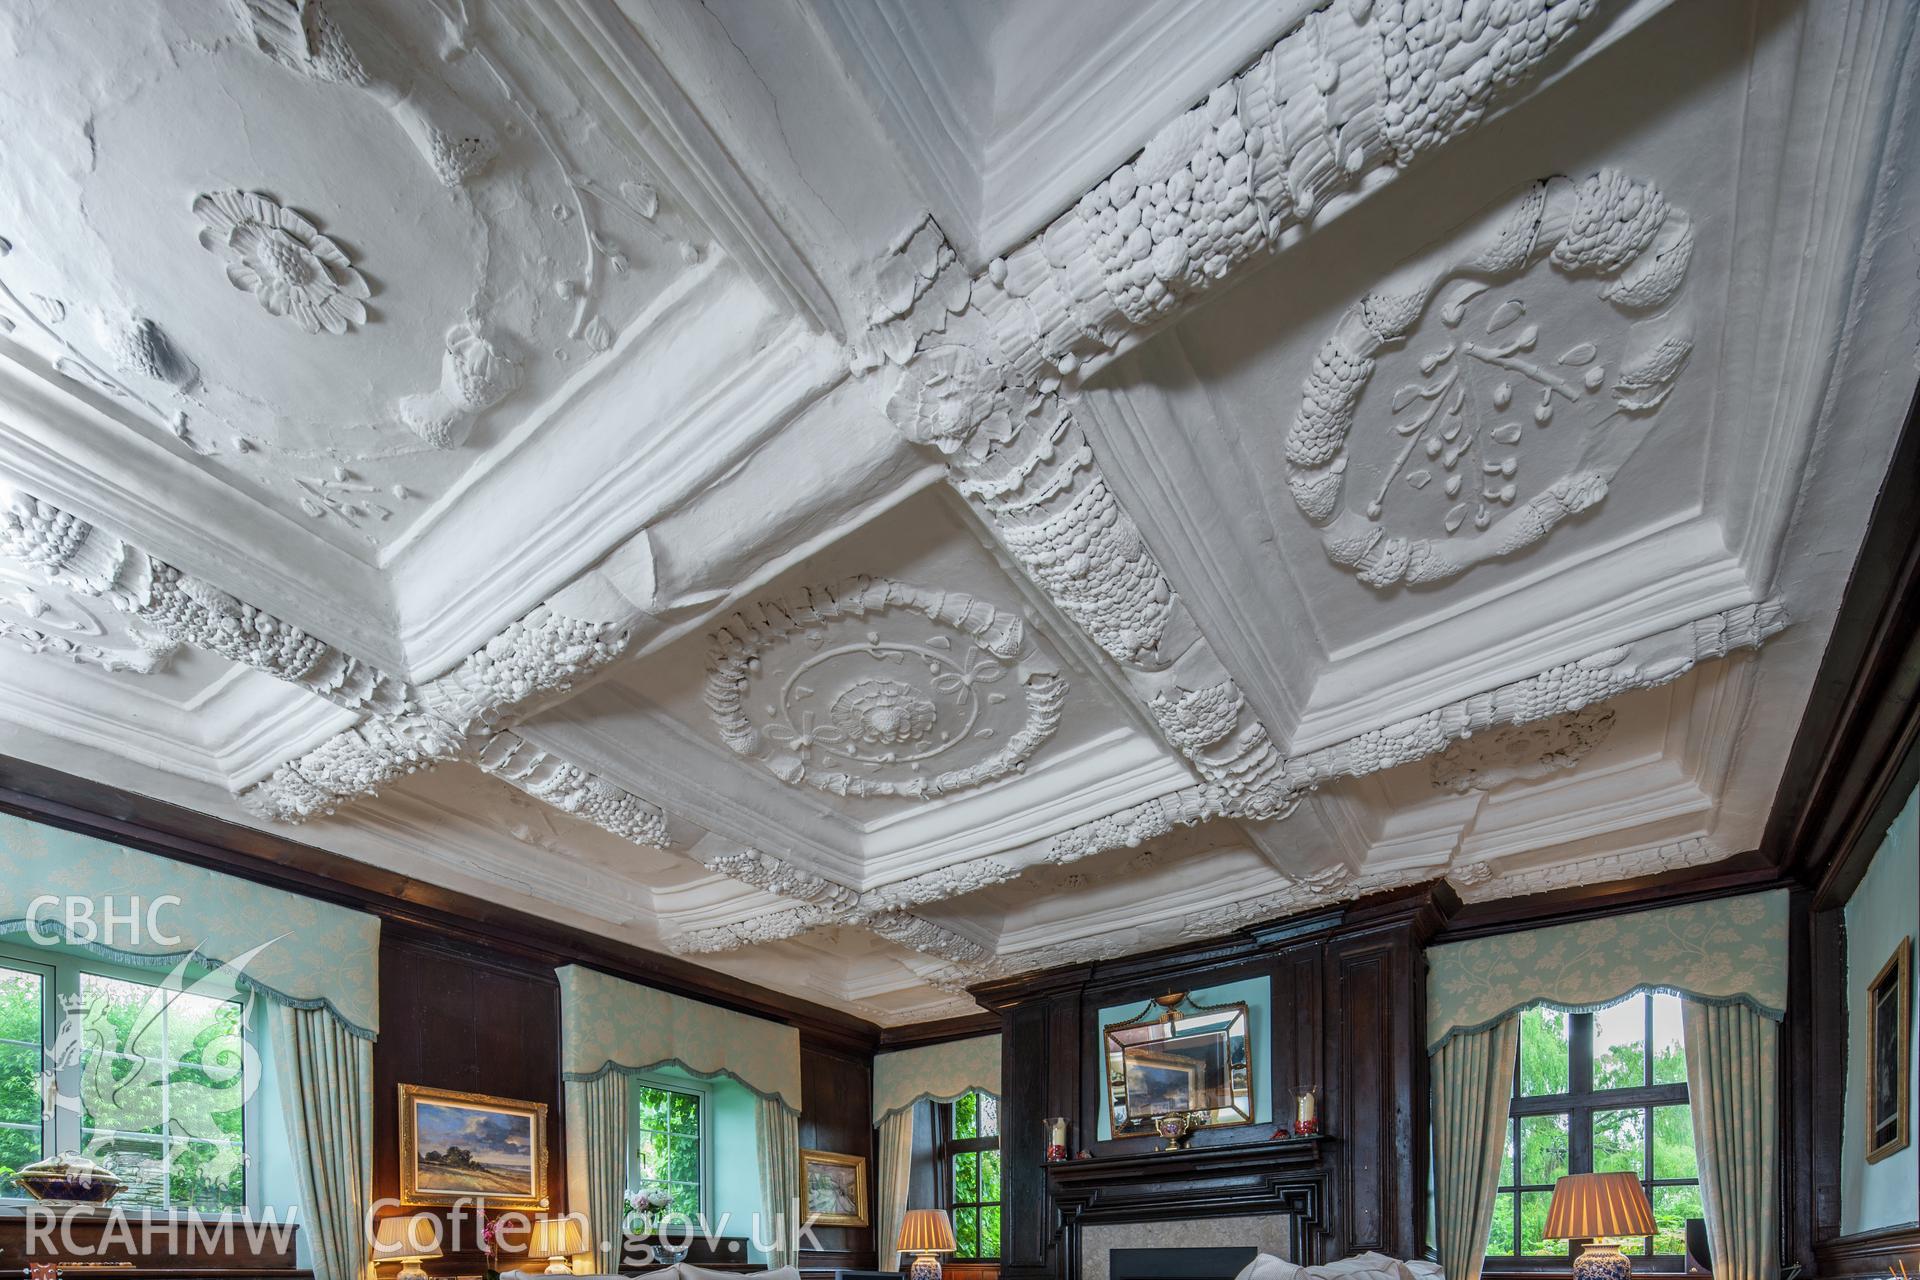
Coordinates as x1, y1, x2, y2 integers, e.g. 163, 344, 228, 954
400, 1084, 548, 1208
800, 1148, 868, 1227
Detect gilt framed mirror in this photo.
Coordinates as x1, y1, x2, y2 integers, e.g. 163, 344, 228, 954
1103, 992, 1253, 1138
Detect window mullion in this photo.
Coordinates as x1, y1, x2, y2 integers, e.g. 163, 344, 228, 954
54, 967, 80, 1156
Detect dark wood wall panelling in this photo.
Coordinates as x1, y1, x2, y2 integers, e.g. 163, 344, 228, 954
374, 926, 566, 1275
798, 1042, 879, 1277
976, 889, 1446, 1277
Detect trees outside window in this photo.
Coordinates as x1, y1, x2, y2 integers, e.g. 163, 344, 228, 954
938, 1090, 1001, 1260
1486, 994, 1702, 1270
0, 949, 251, 1214
631, 1080, 706, 1219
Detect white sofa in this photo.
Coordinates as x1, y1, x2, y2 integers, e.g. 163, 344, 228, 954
507, 1266, 804, 1280
1237, 1252, 1445, 1280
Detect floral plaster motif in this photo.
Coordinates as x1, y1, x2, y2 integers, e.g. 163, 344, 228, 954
193, 190, 370, 335
1429, 705, 1615, 793
704, 577, 1068, 802
1287, 171, 1695, 587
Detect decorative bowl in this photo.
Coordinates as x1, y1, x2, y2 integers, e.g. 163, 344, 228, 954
10, 1152, 125, 1204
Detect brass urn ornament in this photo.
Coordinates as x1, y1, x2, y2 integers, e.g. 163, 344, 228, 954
1154, 1110, 1201, 1150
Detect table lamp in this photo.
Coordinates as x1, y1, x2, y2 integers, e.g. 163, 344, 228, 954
898, 1208, 957, 1280
372, 1213, 444, 1280
530, 1215, 588, 1276
1544, 1172, 1658, 1280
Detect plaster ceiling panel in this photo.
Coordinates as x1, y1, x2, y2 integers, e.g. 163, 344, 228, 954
525, 486, 1190, 886
0, 0, 719, 640
1081, 0, 1779, 748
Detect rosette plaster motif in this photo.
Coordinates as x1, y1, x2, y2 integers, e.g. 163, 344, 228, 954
703, 577, 1068, 802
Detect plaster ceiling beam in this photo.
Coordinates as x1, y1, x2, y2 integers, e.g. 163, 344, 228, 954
854, 0, 1627, 825
236, 534, 658, 820
665, 896, 990, 970
0, 490, 406, 716
471, 730, 670, 850
1010, 602, 1789, 873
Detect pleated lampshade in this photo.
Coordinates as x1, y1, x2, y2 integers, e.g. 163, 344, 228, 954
898, 1209, 958, 1254
1544, 1172, 1658, 1240
530, 1216, 587, 1260
371, 1214, 445, 1261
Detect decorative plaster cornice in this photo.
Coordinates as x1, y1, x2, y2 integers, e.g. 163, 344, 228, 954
855, 0, 1616, 821
0, 492, 405, 714
239, 599, 633, 820
474, 731, 670, 849
1429, 705, 1616, 794
1450, 836, 1726, 902
1283, 601, 1786, 789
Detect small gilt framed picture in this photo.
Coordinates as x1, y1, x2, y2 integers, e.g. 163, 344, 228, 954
800, 1148, 869, 1227
1865, 936, 1912, 1164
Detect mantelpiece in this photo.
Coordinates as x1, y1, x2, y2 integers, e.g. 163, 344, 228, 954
1045, 1141, 1329, 1280
1050, 1137, 1326, 1219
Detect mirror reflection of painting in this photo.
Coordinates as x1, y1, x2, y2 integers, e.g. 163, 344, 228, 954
415, 1100, 536, 1198
1104, 994, 1254, 1138
1123, 1030, 1231, 1116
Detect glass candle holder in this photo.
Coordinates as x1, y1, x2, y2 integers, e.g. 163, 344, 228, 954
1293, 1085, 1321, 1136
1043, 1116, 1069, 1162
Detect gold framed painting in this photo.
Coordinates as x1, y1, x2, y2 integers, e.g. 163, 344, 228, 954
1865, 937, 1912, 1164
399, 1083, 550, 1208
800, 1148, 869, 1227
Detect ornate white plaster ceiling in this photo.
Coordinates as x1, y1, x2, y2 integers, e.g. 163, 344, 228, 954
0, 0, 1914, 1023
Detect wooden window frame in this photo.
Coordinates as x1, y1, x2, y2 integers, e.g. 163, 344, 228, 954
935, 1091, 1001, 1262
1483, 999, 1699, 1275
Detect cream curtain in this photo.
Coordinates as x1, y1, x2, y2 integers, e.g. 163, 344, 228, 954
564, 1073, 632, 1275
1682, 999, 1779, 1280
755, 1098, 802, 1269
874, 1108, 916, 1271
268, 1003, 374, 1280
1430, 1016, 1520, 1280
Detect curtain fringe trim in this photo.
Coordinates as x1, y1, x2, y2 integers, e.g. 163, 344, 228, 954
1427, 985, 1782, 1055
0, 919, 378, 1039
564, 1057, 800, 1113
874, 1088, 983, 1125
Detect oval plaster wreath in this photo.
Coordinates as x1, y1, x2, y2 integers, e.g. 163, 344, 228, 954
1285, 170, 1696, 589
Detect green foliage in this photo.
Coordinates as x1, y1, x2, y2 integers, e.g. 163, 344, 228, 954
633, 1085, 702, 1217
1517, 1007, 1570, 1097
954, 1091, 977, 1141
1493, 997, 1699, 1260
948, 1092, 1001, 1259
